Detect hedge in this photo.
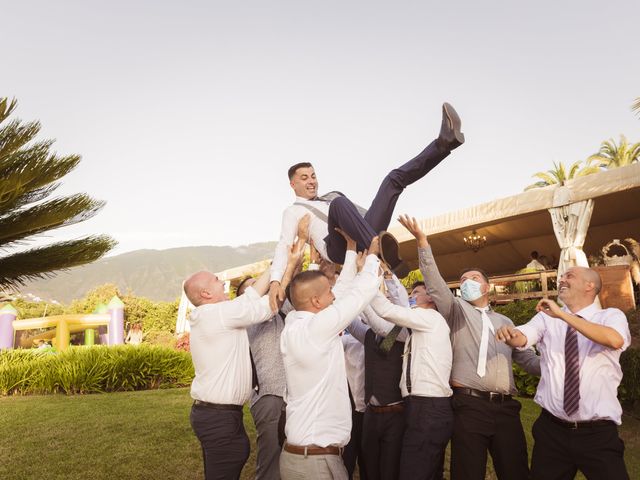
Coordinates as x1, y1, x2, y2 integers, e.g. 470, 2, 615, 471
0, 345, 194, 396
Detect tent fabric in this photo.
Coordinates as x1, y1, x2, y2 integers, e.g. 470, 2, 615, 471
549, 199, 594, 278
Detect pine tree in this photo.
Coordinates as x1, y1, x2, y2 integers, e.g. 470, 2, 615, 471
0, 97, 116, 289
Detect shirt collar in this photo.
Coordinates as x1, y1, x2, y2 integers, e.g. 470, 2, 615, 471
562, 300, 600, 320
285, 309, 315, 324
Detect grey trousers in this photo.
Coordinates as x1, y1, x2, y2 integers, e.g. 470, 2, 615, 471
250, 395, 285, 480
280, 450, 348, 480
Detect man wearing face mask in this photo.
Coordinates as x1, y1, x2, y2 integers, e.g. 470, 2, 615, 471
399, 215, 541, 480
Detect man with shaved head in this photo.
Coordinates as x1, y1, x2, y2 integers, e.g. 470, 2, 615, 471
279, 235, 382, 480
185, 267, 274, 480
496, 266, 631, 479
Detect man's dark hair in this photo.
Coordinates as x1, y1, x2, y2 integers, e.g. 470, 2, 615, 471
411, 280, 426, 290
289, 270, 326, 309
460, 267, 490, 284
235, 276, 254, 297
530, 251, 539, 259
288, 162, 314, 180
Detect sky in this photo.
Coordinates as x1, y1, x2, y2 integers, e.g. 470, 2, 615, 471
3, 1, 639, 256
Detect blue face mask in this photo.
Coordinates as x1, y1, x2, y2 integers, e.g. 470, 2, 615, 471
460, 279, 484, 302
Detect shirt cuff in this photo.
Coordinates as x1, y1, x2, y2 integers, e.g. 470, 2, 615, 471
307, 263, 320, 271
361, 254, 380, 275
514, 326, 535, 350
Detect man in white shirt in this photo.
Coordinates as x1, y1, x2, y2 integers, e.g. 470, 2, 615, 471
269, 103, 465, 310
185, 268, 273, 480
279, 236, 382, 480
368, 281, 453, 480
496, 266, 631, 480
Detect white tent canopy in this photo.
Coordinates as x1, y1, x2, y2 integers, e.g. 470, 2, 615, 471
390, 162, 640, 281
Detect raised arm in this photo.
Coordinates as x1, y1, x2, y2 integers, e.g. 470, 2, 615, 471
384, 271, 409, 307
219, 286, 274, 328
370, 291, 440, 332
361, 305, 408, 342
308, 237, 382, 345
398, 215, 456, 320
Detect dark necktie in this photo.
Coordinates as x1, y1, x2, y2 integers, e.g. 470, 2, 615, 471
379, 325, 403, 353
405, 329, 413, 395
563, 325, 580, 416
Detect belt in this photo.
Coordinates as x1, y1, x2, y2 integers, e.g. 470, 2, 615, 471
542, 409, 615, 430
452, 387, 512, 403
368, 403, 404, 414
283, 443, 343, 456
193, 400, 243, 411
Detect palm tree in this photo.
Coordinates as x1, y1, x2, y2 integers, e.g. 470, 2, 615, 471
0, 97, 116, 290
632, 97, 640, 117
524, 160, 601, 191
588, 135, 640, 169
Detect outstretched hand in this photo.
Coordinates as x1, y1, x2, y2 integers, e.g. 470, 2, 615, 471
398, 214, 428, 248
297, 214, 311, 243
335, 227, 357, 251
536, 298, 564, 319
269, 281, 285, 313
495, 325, 527, 348
368, 236, 380, 257
356, 249, 368, 272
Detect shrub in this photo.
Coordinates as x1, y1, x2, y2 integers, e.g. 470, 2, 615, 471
494, 299, 539, 326
0, 345, 194, 396
620, 347, 640, 406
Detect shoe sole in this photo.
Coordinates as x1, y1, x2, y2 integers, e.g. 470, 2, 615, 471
443, 102, 465, 146
379, 231, 410, 278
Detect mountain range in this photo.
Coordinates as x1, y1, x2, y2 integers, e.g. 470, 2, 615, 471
18, 242, 278, 303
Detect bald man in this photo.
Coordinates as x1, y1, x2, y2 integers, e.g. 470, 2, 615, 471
497, 266, 631, 479
279, 236, 382, 480
185, 267, 273, 479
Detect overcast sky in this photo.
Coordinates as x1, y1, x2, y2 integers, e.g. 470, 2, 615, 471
3, 1, 639, 255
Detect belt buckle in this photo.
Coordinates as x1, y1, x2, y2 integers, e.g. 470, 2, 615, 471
489, 392, 501, 402
568, 420, 578, 430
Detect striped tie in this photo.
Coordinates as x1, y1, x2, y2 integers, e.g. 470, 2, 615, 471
563, 325, 581, 417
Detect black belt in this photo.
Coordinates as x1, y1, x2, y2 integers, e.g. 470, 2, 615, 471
193, 400, 243, 411
542, 409, 615, 429
452, 387, 512, 403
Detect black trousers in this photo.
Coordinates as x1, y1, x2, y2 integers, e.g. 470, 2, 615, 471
325, 140, 449, 264
361, 407, 405, 480
343, 410, 368, 480
450, 393, 529, 480
190, 404, 250, 480
531, 410, 629, 480
398, 396, 453, 480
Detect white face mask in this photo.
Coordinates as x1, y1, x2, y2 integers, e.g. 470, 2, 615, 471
460, 279, 484, 302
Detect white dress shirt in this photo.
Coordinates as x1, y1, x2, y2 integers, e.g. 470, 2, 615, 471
516, 301, 631, 424
342, 332, 367, 413
280, 253, 381, 447
271, 197, 331, 282
370, 292, 453, 399
189, 286, 273, 405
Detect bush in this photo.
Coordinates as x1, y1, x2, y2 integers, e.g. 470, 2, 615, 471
620, 347, 640, 406
494, 299, 539, 326
0, 345, 194, 396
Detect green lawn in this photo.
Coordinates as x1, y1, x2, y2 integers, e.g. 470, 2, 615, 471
0, 388, 638, 480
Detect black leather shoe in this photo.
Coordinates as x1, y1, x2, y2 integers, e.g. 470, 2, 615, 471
379, 231, 410, 279
436, 102, 465, 151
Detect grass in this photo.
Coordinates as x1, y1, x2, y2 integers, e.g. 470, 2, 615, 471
1, 389, 638, 480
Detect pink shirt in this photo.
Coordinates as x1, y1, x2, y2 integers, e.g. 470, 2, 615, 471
517, 302, 631, 424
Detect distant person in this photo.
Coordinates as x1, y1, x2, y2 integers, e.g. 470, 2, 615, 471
527, 251, 547, 271
125, 323, 143, 345
496, 266, 631, 479
268, 103, 465, 311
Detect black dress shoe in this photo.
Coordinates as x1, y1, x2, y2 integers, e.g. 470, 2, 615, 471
436, 102, 465, 151
379, 231, 411, 279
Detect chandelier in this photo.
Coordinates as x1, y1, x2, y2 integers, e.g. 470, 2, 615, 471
463, 230, 487, 252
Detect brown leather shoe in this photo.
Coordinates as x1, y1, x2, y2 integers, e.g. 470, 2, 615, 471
436, 102, 465, 151
379, 231, 410, 278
